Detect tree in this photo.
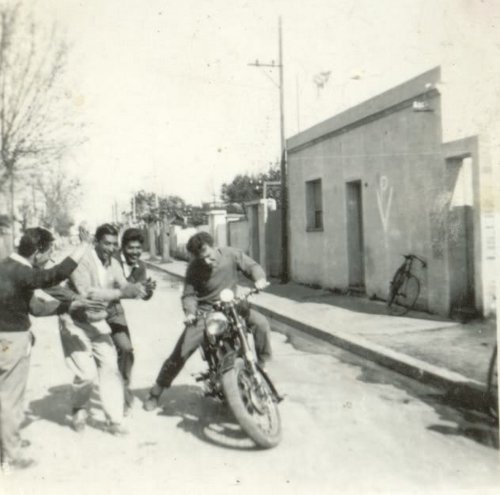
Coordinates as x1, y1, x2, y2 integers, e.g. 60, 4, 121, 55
132, 190, 205, 227
34, 164, 81, 236
221, 163, 281, 208
0, 3, 81, 245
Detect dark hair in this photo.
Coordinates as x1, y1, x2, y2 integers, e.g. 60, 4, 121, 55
95, 223, 118, 241
186, 232, 214, 256
18, 228, 55, 257
121, 228, 144, 248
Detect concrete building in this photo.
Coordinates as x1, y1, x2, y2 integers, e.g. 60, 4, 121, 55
286, 67, 495, 318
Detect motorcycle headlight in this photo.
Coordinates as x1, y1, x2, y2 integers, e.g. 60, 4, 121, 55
205, 312, 228, 341
220, 289, 234, 303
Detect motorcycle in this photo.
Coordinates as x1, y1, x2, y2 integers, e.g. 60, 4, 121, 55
194, 287, 282, 449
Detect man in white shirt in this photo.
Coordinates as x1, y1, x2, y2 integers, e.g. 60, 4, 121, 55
58, 224, 145, 435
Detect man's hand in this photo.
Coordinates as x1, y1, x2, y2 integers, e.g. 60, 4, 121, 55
68, 222, 93, 263
184, 314, 197, 326
69, 298, 107, 312
121, 283, 147, 299
143, 277, 157, 297
78, 222, 92, 244
254, 279, 270, 291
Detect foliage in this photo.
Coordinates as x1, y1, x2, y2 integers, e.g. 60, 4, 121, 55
221, 163, 281, 207
34, 164, 81, 236
0, 3, 83, 227
133, 190, 206, 226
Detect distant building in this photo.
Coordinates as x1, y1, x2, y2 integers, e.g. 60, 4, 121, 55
286, 67, 495, 318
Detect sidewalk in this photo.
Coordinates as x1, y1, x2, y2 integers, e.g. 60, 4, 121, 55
145, 257, 497, 407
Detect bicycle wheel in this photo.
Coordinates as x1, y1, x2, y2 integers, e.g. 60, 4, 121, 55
387, 267, 406, 309
486, 345, 498, 419
389, 275, 420, 316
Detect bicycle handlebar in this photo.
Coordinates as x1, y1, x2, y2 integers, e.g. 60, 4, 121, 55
403, 254, 427, 268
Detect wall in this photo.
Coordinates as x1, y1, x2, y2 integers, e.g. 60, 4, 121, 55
287, 68, 450, 314
228, 219, 250, 254
442, 137, 496, 316
266, 209, 282, 278
169, 225, 204, 261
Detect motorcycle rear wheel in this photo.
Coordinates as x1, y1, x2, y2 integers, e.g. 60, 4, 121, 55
222, 357, 281, 449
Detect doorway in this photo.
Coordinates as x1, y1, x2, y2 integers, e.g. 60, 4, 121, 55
346, 180, 365, 290
446, 157, 475, 314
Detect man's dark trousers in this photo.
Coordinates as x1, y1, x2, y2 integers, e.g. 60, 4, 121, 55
155, 309, 272, 388
108, 322, 134, 408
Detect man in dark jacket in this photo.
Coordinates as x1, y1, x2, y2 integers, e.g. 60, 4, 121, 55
143, 231, 271, 411
107, 228, 156, 414
0, 227, 95, 471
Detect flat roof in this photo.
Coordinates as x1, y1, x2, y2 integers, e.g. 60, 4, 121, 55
287, 67, 441, 152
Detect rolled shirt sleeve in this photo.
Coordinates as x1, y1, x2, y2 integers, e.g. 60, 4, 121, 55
234, 249, 266, 282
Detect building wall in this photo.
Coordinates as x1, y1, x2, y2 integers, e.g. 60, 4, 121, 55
287, 68, 456, 314
228, 219, 250, 254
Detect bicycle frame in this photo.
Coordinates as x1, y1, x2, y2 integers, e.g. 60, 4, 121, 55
387, 254, 426, 315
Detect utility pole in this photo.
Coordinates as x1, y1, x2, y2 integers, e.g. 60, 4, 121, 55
248, 16, 289, 282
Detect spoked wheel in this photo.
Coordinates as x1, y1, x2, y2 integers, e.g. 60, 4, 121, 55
221, 358, 281, 449
486, 345, 498, 420
388, 275, 420, 316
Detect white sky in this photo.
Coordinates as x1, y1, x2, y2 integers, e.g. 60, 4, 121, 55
22, 0, 500, 224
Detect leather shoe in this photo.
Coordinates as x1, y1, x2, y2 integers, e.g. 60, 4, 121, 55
143, 392, 161, 412
71, 408, 88, 433
108, 422, 128, 436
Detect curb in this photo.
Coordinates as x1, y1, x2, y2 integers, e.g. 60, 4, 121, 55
146, 260, 488, 408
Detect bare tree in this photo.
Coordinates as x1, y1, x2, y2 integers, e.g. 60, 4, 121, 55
34, 163, 81, 236
0, 3, 81, 246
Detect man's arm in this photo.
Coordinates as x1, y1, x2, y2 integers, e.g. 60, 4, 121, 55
181, 263, 198, 317
233, 248, 266, 283
29, 295, 72, 317
29, 292, 105, 318
21, 230, 92, 290
44, 285, 78, 303
80, 259, 145, 302
22, 258, 78, 290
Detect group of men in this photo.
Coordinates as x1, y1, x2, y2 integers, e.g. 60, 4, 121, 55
0, 224, 272, 471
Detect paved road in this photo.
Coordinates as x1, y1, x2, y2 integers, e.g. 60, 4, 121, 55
2, 272, 499, 495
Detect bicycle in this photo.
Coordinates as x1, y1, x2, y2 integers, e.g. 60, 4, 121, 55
486, 344, 498, 420
387, 254, 426, 316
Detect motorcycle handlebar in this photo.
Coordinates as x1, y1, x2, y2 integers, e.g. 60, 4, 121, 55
184, 286, 267, 324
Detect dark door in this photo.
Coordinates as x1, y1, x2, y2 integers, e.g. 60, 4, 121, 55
346, 180, 365, 290
248, 204, 260, 262
447, 158, 475, 313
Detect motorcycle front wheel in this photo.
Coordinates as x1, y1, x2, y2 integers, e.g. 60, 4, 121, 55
221, 357, 282, 449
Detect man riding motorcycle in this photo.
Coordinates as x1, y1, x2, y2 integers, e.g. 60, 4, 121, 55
143, 232, 271, 411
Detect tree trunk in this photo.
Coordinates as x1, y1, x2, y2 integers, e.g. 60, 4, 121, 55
161, 216, 170, 263
9, 170, 14, 250
148, 221, 157, 259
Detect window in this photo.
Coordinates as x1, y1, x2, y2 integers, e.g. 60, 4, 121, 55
306, 179, 323, 231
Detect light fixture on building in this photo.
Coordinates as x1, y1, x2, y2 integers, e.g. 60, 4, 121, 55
413, 82, 435, 112
412, 100, 433, 112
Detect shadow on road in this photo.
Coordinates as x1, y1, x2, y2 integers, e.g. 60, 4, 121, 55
134, 385, 260, 451
357, 366, 499, 450
27, 384, 109, 433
